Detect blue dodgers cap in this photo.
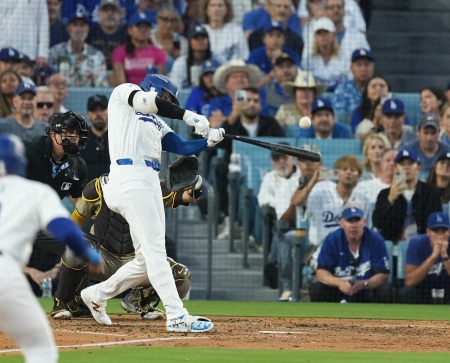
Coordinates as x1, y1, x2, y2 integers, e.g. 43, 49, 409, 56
128, 11, 152, 26
0, 47, 20, 61
382, 98, 405, 114
341, 203, 364, 221
427, 212, 450, 229
351, 48, 374, 62
394, 147, 420, 164
14, 83, 37, 96
312, 97, 333, 114
264, 21, 285, 33
201, 58, 221, 75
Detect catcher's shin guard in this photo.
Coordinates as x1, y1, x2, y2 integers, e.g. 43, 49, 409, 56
55, 262, 88, 304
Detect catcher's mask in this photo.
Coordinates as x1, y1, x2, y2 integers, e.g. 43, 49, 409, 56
46, 111, 89, 156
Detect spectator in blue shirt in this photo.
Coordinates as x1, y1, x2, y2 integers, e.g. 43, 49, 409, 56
310, 202, 392, 303
405, 113, 450, 176
398, 212, 450, 304
248, 0, 304, 59
247, 21, 301, 76
333, 48, 374, 124
243, 0, 302, 39
297, 97, 352, 139
259, 52, 298, 118
185, 58, 222, 117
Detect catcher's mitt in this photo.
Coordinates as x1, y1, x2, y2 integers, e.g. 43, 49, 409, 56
164, 156, 199, 192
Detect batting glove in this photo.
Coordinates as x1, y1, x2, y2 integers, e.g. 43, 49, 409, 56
183, 110, 210, 138
207, 128, 225, 147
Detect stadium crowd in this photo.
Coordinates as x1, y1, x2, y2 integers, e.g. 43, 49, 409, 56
1, 0, 450, 307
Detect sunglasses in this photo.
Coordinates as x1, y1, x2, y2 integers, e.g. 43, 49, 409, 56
36, 102, 54, 108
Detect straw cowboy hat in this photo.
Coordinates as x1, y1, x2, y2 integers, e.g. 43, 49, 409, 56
281, 71, 327, 98
213, 59, 262, 94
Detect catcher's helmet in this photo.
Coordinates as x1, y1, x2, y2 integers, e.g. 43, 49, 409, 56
46, 111, 89, 155
139, 74, 179, 105
0, 134, 27, 177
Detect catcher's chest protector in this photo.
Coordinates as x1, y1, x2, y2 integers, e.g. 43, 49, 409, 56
95, 193, 134, 254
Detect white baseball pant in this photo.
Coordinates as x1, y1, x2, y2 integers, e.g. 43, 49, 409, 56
86, 161, 188, 320
0, 253, 58, 363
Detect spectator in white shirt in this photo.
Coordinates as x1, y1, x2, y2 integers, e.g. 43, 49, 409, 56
298, 0, 366, 33
303, 17, 349, 92
306, 154, 372, 266
354, 148, 398, 205
324, 0, 369, 61
200, 0, 249, 64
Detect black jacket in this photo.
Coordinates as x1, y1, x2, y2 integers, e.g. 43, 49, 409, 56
218, 115, 285, 161
372, 181, 442, 243
25, 136, 88, 200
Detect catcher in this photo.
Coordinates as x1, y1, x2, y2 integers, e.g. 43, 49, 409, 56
51, 156, 202, 320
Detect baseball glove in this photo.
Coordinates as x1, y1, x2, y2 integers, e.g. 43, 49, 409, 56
164, 156, 199, 192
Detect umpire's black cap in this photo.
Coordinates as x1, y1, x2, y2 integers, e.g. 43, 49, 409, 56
87, 94, 108, 111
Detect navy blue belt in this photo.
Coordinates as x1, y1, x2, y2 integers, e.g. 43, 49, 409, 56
116, 158, 160, 171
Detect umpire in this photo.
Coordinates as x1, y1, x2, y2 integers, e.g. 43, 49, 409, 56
25, 111, 89, 255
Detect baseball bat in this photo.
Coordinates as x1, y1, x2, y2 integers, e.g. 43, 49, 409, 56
223, 134, 321, 162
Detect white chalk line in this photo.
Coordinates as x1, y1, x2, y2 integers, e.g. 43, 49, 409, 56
259, 330, 315, 335
0, 336, 207, 354
53, 328, 128, 337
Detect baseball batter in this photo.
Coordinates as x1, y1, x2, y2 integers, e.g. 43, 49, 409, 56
81, 74, 221, 332
51, 161, 201, 320
0, 134, 100, 363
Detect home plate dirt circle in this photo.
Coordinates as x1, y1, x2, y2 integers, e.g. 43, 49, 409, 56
1, 316, 450, 355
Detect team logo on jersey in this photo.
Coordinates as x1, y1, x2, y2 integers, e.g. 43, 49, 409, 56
136, 112, 164, 131
322, 211, 340, 228
61, 182, 72, 190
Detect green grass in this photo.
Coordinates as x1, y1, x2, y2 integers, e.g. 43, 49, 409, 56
2, 347, 450, 363
39, 298, 450, 321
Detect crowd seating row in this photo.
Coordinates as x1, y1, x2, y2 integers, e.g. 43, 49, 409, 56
65, 88, 423, 131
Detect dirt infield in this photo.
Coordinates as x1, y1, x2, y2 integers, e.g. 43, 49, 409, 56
2, 315, 450, 354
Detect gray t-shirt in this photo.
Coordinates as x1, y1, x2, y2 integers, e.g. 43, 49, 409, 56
0, 118, 47, 142
404, 139, 450, 176
382, 125, 417, 150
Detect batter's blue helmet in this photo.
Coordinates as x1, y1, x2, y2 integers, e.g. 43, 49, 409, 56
140, 74, 179, 105
0, 134, 27, 177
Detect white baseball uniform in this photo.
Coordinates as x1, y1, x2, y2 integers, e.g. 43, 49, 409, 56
306, 180, 373, 247
0, 175, 70, 363
353, 178, 390, 206
81, 83, 189, 320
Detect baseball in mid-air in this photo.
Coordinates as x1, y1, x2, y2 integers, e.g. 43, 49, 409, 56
299, 116, 311, 129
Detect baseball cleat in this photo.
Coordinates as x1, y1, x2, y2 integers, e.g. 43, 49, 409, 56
166, 315, 213, 333
80, 289, 112, 326
51, 309, 72, 320
50, 298, 73, 320
142, 311, 164, 320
